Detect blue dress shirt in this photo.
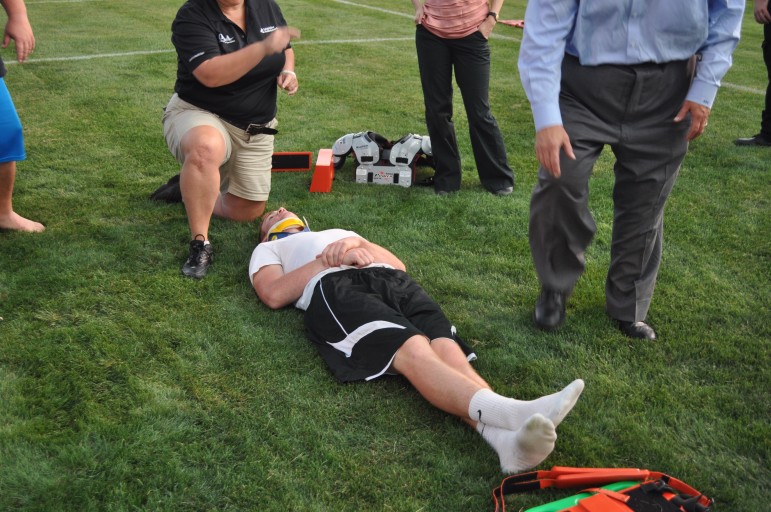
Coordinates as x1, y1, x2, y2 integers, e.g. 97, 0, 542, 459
518, 0, 745, 131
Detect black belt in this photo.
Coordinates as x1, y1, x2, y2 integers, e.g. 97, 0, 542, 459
224, 119, 278, 135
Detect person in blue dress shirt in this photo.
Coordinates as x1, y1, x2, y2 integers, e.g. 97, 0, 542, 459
517, 0, 745, 340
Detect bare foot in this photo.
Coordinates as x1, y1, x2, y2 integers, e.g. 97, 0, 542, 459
0, 211, 45, 232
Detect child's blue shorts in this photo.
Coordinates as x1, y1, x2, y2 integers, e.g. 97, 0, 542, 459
0, 78, 25, 163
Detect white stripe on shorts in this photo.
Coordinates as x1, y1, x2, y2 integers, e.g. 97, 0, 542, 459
326, 320, 406, 358
318, 280, 406, 358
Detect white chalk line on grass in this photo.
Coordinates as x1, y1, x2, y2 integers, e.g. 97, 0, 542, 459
2, 37, 416, 66
331, 0, 413, 20
5, 49, 174, 64
722, 82, 765, 95
26, 0, 103, 4
296, 37, 414, 45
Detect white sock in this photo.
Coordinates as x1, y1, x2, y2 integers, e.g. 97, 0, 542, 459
477, 414, 557, 474
468, 379, 585, 431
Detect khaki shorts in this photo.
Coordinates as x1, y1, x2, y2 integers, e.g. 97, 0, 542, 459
162, 93, 276, 201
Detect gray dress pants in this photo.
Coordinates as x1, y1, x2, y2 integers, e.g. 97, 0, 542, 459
529, 54, 691, 322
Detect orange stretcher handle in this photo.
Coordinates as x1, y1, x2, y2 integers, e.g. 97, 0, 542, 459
553, 469, 651, 488
549, 466, 646, 476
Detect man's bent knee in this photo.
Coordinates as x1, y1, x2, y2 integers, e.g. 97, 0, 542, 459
181, 126, 227, 170
216, 193, 266, 222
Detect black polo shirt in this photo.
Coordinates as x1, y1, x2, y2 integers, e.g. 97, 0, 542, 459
171, 0, 289, 126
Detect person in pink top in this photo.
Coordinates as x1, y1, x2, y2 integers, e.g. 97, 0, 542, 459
412, 0, 514, 196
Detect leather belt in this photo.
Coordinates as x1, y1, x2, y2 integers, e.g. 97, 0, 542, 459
225, 119, 278, 135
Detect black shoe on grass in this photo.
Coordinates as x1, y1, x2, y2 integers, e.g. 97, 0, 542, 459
150, 174, 182, 203
734, 134, 771, 147
182, 236, 213, 279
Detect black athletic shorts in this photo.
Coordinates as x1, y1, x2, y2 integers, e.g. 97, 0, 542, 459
303, 267, 473, 382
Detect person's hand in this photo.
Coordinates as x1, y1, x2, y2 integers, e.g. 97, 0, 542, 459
262, 26, 291, 56
500, 19, 524, 29
340, 247, 375, 268
535, 125, 575, 178
674, 100, 711, 141
318, 237, 363, 267
754, 0, 771, 24
479, 15, 496, 39
3, 14, 35, 63
413, 3, 425, 24
277, 69, 298, 95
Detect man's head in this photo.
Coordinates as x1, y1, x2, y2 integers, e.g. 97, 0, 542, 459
259, 207, 308, 242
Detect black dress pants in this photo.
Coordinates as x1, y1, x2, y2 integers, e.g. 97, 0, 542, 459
761, 22, 770, 138
415, 25, 514, 193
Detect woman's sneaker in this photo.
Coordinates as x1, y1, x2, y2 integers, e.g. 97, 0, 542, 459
182, 236, 213, 279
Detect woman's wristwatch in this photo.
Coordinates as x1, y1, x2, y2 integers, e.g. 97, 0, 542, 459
487, 11, 498, 21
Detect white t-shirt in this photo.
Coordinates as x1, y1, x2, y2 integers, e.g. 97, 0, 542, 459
248, 229, 394, 310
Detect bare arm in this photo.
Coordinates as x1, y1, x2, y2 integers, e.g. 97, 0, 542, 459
489, 0, 505, 15
318, 237, 406, 271
253, 258, 328, 310
276, 47, 298, 95
253, 237, 406, 309
412, 0, 424, 24
192, 27, 291, 88
755, 0, 771, 24
479, 0, 504, 38
1, 0, 34, 63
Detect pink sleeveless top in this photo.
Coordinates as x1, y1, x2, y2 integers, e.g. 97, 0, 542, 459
421, 0, 489, 39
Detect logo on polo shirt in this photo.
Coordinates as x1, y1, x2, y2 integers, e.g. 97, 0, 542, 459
260, 25, 277, 34
219, 33, 236, 44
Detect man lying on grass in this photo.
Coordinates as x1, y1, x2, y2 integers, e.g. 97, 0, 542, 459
249, 208, 585, 473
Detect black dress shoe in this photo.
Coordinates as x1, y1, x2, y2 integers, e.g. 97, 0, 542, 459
616, 320, 657, 340
734, 134, 771, 147
534, 288, 566, 330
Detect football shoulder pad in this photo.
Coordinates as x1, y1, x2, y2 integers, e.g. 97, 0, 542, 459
389, 133, 423, 166
332, 133, 355, 169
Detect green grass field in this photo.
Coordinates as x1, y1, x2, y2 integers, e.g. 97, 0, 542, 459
1, 1, 768, 510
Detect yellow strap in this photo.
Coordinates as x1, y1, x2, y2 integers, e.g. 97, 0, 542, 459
267, 216, 306, 241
